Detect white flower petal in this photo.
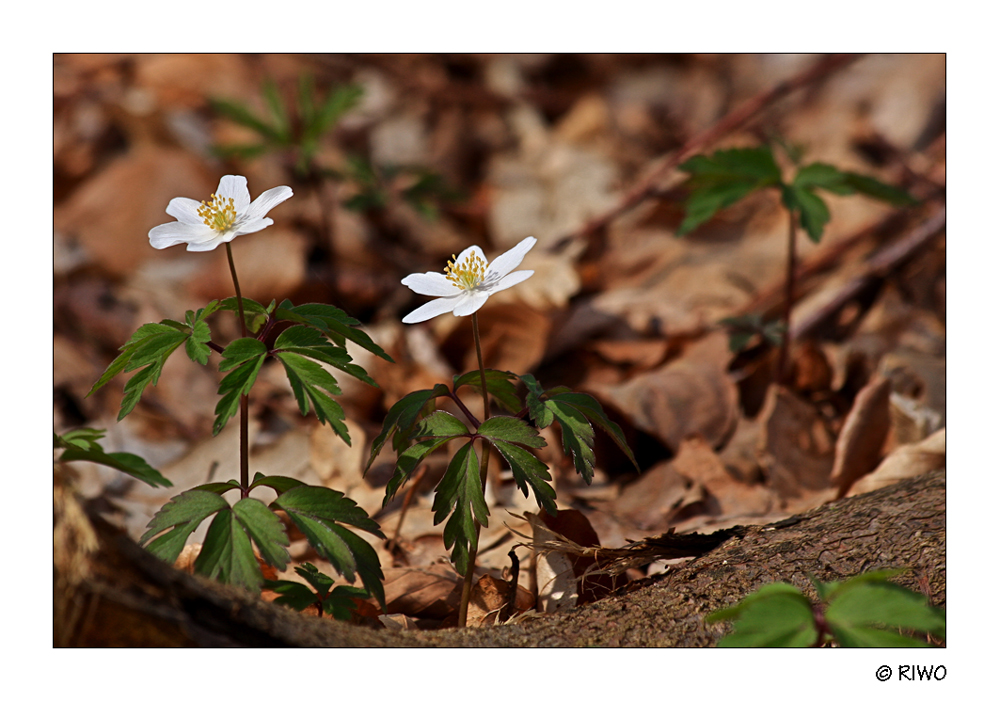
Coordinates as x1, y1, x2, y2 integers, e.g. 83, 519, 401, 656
454, 245, 487, 267
402, 272, 461, 296
488, 269, 533, 294
217, 175, 251, 212
165, 197, 205, 225
245, 185, 294, 223
185, 237, 226, 252
148, 221, 213, 249
235, 217, 275, 235
451, 290, 490, 317
402, 296, 463, 323
486, 236, 536, 280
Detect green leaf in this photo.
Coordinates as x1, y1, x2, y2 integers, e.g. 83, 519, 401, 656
187, 496, 292, 592
249, 472, 307, 497
210, 97, 283, 143
432, 441, 489, 575
263, 579, 322, 612
824, 573, 945, 646
453, 369, 522, 414
58, 447, 172, 488
792, 162, 854, 194
311, 84, 363, 139
273, 486, 385, 609
491, 439, 557, 515
275, 352, 350, 443
384, 437, 453, 504
524, 383, 639, 480
414, 410, 472, 439
213, 339, 267, 436
478, 416, 546, 448
54, 427, 107, 452
275, 300, 393, 363
217, 297, 272, 334
708, 582, 818, 647
88, 322, 191, 420
274, 325, 377, 387
841, 172, 918, 206
185, 320, 212, 365
677, 147, 782, 236
366, 386, 450, 470
781, 183, 831, 243
140, 490, 230, 564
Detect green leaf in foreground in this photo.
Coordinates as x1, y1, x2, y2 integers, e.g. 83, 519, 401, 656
275, 351, 350, 443
479, 416, 556, 515
263, 563, 369, 621
273, 486, 386, 610
432, 441, 489, 575
822, 571, 945, 646
55, 429, 172, 488
194, 497, 291, 591
88, 323, 189, 420
454, 369, 522, 414
708, 582, 818, 647
366, 386, 450, 470
139, 489, 231, 564
213, 338, 267, 436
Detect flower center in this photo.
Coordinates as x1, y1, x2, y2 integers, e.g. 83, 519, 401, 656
444, 251, 487, 290
197, 193, 238, 233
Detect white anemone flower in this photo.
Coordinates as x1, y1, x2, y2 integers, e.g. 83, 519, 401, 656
148, 175, 293, 252
401, 236, 537, 323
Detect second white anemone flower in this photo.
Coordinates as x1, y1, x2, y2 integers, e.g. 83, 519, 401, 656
401, 236, 537, 323
148, 175, 293, 252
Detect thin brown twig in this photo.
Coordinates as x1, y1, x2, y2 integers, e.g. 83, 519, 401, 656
551, 53, 863, 254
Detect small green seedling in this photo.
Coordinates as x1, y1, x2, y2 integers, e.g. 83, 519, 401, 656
707, 569, 945, 647
263, 563, 370, 621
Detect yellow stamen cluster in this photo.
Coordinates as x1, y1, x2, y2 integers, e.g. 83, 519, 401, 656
197, 193, 238, 232
444, 251, 487, 290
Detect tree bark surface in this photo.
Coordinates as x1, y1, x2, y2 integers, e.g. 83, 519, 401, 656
55, 471, 945, 647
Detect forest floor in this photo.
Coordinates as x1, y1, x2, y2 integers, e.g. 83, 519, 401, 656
54, 54, 945, 640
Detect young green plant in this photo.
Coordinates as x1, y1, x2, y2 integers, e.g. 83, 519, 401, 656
370, 236, 638, 626
676, 145, 917, 379
89, 175, 392, 613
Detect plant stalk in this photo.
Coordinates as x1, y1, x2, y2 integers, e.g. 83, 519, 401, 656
226, 243, 251, 496
458, 312, 492, 627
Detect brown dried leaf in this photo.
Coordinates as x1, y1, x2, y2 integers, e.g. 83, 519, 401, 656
611, 460, 694, 531
758, 384, 835, 500
187, 228, 307, 304
382, 565, 461, 620
466, 574, 534, 627
846, 428, 945, 497
590, 332, 739, 453
830, 377, 892, 497
54, 145, 215, 276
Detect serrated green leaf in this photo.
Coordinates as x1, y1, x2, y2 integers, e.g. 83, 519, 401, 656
366, 386, 449, 470
709, 583, 818, 647
274, 325, 377, 387
677, 147, 783, 237
273, 486, 385, 609
432, 441, 489, 575
210, 96, 283, 143
249, 473, 307, 497
490, 440, 557, 515
217, 297, 271, 334
781, 183, 831, 243
453, 369, 522, 414
194, 509, 264, 590
295, 562, 335, 596
792, 162, 853, 194
312, 84, 363, 138
118, 365, 160, 421
842, 172, 918, 206
213, 341, 267, 436
415, 411, 473, 439
140, 490, 230, 563
478, 416, 546, 448
384, 437, 452, 504
58, 447, 173, 488
54, 428, 106, 452
825, 578, 945, 644
263, 579, 321, 611
192, 481, 242, 495
276, 352, 350, 442
185, 319, 212, 365
546, 390, 639, 475
276, 301, 393, 363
